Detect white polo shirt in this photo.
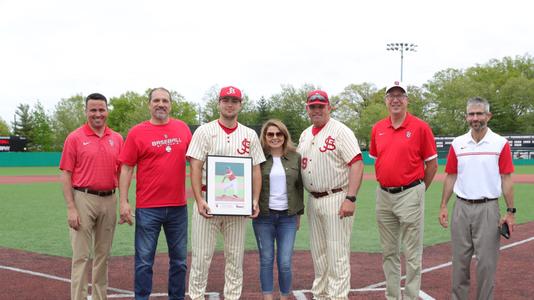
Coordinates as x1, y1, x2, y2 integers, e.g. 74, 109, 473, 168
445, 128, 514, 199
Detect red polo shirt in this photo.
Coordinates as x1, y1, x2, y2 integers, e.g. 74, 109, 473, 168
119, 119, 192, 208
60, 124, 123, 190
369, 113, 437, 187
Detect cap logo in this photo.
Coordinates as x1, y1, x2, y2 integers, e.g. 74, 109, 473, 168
228, 87, 236, 95
394, 81, 400, 85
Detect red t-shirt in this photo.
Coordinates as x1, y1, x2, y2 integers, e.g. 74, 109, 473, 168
119, 119, 192, 208
59, 124, 123, 190
369, 113, 437, 187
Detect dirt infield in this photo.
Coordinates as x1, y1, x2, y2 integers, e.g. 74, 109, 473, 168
1, 222, 533, 299
2, 173, 534, 185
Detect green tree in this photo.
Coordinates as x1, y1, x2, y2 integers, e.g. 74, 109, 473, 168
357, 101, 389, 148
0, 118, 10, 135
108, 89, 198, 137
424, 55, 534, 136
13, 103, 33, 138
168, 91, 197, 125
30, 101, 54, 151
51, 95, 85, 150
255, 96, 271, 125
333, 83, 382, 146
268, 84, 315, 141
107, 91, 149, 136
200, 86, 220, 123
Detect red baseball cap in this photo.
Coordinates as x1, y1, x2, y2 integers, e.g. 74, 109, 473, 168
219, 86, 242, 101
306, 90, 329, 106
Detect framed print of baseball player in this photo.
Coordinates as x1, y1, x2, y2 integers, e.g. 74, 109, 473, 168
205, 155, 253, 215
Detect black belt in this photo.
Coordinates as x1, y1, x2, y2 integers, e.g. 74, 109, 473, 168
381, 179, 423, 194
73, 187, 115, 197
269, 209, 288, 214
310, 188, 343, 198
457, 196, 498, 204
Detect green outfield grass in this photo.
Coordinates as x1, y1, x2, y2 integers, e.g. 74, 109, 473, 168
0, 166, 533, 257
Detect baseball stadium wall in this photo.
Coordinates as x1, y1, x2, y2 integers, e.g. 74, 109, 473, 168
1, 151, 533, 167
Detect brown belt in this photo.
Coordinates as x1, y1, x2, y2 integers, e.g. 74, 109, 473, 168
310, 188, 343, 198
73, 187, 115, 197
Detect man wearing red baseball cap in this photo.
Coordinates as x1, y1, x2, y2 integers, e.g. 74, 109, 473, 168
369, 81, 438, 300
187, 85, 265, 300
297, 89, 364, 300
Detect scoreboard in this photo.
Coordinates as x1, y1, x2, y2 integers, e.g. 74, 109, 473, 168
435, 135, 534, 160
0, 136, 28, 152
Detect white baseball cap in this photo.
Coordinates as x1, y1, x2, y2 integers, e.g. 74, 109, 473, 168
385, 81, 407, 94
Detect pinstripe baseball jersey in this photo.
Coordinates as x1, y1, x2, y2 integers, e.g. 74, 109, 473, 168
186, 120, 266, 180
297, 118, 361, 192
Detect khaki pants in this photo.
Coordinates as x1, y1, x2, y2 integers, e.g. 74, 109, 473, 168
376, 183, 425, 300
70, 190, 117, 300
308, 192, 354, 300
451, 198, 500, 300
188, 202, 247, 300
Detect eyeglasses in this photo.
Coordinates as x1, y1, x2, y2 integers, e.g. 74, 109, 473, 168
386, 94, 407, 100
308, 94, 328, 102
266, 132, 284, 138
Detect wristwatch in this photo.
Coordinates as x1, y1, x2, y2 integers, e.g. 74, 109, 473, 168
345, 196, 357, 203
506, 207, 517, 214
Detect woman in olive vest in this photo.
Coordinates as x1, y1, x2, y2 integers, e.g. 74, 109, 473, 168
253, 119, 304, 300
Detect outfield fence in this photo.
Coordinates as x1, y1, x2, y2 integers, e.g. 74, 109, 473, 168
1, 151, 533, 167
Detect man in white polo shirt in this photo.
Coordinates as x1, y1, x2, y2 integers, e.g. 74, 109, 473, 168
438, 96, 516, 300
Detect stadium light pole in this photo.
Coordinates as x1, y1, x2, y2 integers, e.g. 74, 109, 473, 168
386, 42, 418, 82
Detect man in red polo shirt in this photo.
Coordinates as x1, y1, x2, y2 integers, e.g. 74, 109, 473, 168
118, 87, 192, 300
59, 93, 123, 300
369, 81, 438, 300
438, 97, 516, 300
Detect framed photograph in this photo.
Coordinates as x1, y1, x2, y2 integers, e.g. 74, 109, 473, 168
206, 155, 253, 216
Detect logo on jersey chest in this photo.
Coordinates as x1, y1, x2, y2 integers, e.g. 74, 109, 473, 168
152, 135, 182, 153
406, 131, 412, 139
319, 136, 336, 152
237, 138, 250, 154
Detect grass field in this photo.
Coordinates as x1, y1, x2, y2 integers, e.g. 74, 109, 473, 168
1, 166, 532, 257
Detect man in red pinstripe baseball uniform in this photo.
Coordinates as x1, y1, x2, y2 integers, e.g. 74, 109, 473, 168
297, 90, 364, 300
369, 81, 437, 300
187, 86, 266, 300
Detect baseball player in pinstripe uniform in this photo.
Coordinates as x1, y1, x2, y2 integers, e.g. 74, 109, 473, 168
297, 90, 364, 300
187, 86, 266, 300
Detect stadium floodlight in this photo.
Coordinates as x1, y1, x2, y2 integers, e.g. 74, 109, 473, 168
386, 42, 418, 81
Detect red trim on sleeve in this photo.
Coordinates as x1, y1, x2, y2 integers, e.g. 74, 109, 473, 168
347, 153, 362, 166
445, 146, 458, 174
498, 143, 514, 174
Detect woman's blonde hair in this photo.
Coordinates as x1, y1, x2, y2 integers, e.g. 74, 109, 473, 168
259, 119, 295, 156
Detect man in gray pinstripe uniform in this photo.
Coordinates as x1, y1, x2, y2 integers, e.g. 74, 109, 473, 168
187, 86, 266, 300
297, 90, 364, 300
